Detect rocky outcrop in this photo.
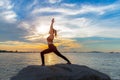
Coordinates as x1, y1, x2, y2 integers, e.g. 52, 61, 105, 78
11, 64, 111, 80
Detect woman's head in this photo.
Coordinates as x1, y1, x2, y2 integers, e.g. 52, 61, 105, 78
49, 28, 57, 36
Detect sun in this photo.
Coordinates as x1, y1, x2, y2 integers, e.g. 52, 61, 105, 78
36, 24, 49, 34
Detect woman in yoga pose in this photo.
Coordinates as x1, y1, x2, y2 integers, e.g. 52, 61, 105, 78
40, 18, 71, 66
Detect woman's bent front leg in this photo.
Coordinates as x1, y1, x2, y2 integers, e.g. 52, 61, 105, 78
40, 49, 51, 66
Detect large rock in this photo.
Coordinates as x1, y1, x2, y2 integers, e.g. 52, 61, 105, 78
10, 64, 111, 80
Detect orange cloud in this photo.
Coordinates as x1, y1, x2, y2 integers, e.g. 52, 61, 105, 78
0, 41, 47, 52
54, 38, 82, 52
0, 38, 82, 52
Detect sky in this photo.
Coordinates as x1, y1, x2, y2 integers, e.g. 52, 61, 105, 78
0, 0, 120, 52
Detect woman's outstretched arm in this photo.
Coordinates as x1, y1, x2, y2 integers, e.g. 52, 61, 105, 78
49, 18, 54, 34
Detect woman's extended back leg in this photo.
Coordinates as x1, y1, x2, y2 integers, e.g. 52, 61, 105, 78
54, 50, 71, 64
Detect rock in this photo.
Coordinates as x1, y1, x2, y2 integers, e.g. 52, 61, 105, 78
10, 64, 111, 80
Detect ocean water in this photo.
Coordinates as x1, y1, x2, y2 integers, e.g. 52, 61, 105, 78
0, 52, 120, 80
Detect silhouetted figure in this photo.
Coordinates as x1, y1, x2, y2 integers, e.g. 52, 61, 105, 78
40, 18, 71, 66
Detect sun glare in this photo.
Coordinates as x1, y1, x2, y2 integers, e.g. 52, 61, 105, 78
36, 24, 49, 34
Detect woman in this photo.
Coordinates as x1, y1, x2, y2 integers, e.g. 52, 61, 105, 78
40, 18, 71, 66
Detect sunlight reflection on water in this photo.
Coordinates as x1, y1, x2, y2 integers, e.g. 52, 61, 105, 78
45, 53, 70, 65
45, 53, 57, 65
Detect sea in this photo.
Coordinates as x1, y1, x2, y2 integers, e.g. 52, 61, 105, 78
0, 52, 120, 80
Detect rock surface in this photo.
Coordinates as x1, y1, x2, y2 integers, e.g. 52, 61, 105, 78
10, 64, 111, 80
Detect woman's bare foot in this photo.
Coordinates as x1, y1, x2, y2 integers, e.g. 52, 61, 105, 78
41, 64, 45, 66
67, 62, 71, 64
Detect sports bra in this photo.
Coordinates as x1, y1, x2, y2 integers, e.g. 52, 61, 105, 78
47, 36, 53, 44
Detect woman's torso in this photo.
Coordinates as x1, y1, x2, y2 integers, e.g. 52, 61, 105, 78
47, 34, 54, 44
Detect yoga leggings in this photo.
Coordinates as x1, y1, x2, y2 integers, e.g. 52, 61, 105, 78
40, 44, 70, 65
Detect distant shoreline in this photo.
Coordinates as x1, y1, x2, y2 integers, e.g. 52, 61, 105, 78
0, 50, 120, 54
0, 50, 31, 53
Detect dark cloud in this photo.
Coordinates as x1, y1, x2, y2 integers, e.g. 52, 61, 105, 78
0, 19, 26, 41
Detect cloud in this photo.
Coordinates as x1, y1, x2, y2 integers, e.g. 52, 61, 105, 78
1, 1, 120, 40
18, 17, 51, 42
0, 41, 47, 51
0, 39, 81, 52
1, 11, 17, 22
20, 2, 120, 41
0, 0, 17, 23
61, 3, 76, 7
31, 3, 118, 16
77, 4, 117, 15
0, 21, 26, 41
67, 24, 120, 38
26, 0, 38, 10
48, 0, 62, 4
28, 3, 120, 39
0, 0, 13, 9
0, 0, 25, 42
0, 1, 4, 6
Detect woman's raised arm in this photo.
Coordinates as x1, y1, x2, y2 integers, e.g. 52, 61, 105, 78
49, 18, 54, 34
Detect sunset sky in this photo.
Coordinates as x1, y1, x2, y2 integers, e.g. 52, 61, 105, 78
0, 0, 120, 52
